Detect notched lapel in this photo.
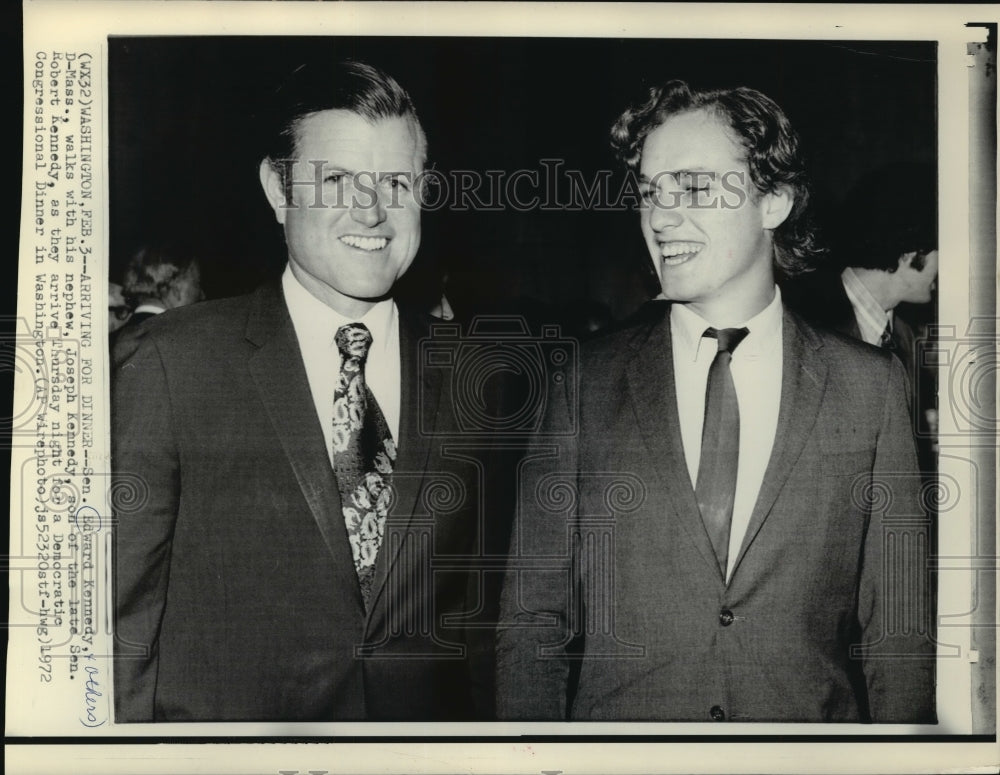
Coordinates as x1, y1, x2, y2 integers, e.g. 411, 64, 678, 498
730, 310, 828, 579
246, 284, 365, 613
625, 308, 724, 583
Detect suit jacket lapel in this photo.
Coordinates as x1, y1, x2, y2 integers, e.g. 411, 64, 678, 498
246, 283, 365, 612
625, 305, 725, 582
367, 308, 443, 615
730, 309, 828, 578
891, 316, 917, 394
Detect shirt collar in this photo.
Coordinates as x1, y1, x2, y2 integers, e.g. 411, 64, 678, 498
670, 285, 783, 362
281, 264, 396, 354
841, 266, 893, 340
132, 303, 166, 316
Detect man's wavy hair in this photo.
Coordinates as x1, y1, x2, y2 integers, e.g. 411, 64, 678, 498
610, 80, 824, 278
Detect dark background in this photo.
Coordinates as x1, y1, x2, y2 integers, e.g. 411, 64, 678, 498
109, 37, 936, 324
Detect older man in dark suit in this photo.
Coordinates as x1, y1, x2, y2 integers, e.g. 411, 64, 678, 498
113, 61, 503, 722
496, 81, 935, 722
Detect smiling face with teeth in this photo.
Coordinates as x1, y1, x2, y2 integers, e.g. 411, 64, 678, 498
638, 109, 793, 326
260, 109, 423, 318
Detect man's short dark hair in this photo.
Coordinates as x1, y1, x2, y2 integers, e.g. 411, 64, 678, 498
610, 79, 823, 278
261, 59, 427, 168
121, 242, 200, 308
836, 162, 937, 273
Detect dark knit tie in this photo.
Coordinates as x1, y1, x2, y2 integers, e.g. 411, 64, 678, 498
695, 326, 749, 578
879, 321, 895, 350
332, 323, 396, 608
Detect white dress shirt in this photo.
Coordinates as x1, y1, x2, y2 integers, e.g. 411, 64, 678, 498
132, 303, 166, 316
841, 266, 892, 346
282, 265, 402, 466
671, 287, 784, 581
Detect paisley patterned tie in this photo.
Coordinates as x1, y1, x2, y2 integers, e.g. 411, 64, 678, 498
332, 323, 396, 608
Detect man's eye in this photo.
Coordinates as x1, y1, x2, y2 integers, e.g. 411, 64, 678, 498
324, 172, 346, 184
639, 187, 656, 202
686, 186, 709, 193
384, 177, 410, 191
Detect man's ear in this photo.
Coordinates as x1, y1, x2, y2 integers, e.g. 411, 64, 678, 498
259, 159, 288, 225
761, 186, 794, 230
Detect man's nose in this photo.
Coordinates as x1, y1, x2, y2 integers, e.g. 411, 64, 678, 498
647, 196, 684, 231
350, 188, 387, 227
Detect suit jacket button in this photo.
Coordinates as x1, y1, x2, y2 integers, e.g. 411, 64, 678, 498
710, 705, 726, 721
719, 609, 735, 626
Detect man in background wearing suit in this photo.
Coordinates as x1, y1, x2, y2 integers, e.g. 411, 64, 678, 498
496, 81, 935, 722
114, 61, 498, 721
785, 163, 938, 471
110, 243, 204, 367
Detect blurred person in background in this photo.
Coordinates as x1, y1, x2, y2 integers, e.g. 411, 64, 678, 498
111, 242, 205, 367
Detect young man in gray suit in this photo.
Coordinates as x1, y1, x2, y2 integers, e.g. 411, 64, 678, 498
496, 81, 936, 722
113, 61, 500, 722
